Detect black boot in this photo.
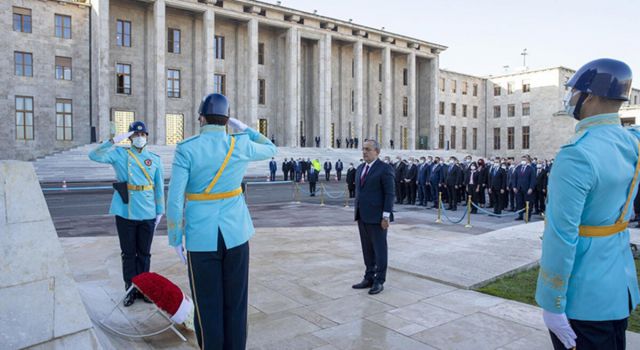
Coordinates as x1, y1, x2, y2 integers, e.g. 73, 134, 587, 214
123, 283, 136, 307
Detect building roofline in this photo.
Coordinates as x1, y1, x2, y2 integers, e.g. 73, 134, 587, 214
439, 69, 487, 80
241, 0, 448, 51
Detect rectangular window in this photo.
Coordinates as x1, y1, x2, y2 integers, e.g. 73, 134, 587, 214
451, 103, 456, 116
462, 127, 467, 149
13, 7, 32, 33
508, 104, 515, 117
15, 51, 33, 77
522, 80, 531, 93
473, 105, 478, 119
522, 126, 530, 149
439, 101, 445, 115
451, 79, 457, 93
214, 35, 225, 59
462, 104, 468, 117
258, 42, 265, 65
438, 125, 445, 149
507, 127, 514, 150
214, 74, 226, 94
494, 84, 501, 96
462, 81, 468, 95
507, 82, 514, 94
378, 93, 382, 114
473, 83, 478, 97
439, 77, 445, 92
403, 96, 408, 117
168, 28, 181, 54
15, 96, 34, 140
403, 68, 408, 86
116, 20, 131, 47
259, 79, 266, 105
493, 105, 501, 118
55, 56, 72, 80
472, 128, 478, 150
56, 99, 72, 141
116, 63, 131, 94
378, 63, 382, 82
451, 126, 456, 149
522, 102, 530, 116
493, 128, 501, 150
351, 90, 355, 112
55, 14, 71, 39
167, 69, 181, 98
352, 59, 355, 78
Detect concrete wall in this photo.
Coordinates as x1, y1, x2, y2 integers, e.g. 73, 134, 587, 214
0, 161, 101, 349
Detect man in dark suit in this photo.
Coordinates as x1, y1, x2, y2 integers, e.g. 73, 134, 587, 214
335, 159, 344, 181
429, 157, 443, 208
269, 157, 277, 181
301, 157, 309, 182
404, 159, 418, 205
514, 155, 536, 221
288, 159, 295, 181
354, 137, 359, 149
489, 161, 508, 214
352, 140, 395, 295
282, 158, 289, 181
308, 165, 319, 196
443, 157, 464, 211
346, 163, 356, 198
464, 162, 480, 213
323, 159, 332, 181
417, 157, 429, 206
534, 164, 548, 214
393, 157, 406, 204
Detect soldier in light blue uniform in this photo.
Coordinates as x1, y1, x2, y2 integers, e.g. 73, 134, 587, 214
167, 93, 276, 350
89, 121, 164, 306
535, 58, 640, 349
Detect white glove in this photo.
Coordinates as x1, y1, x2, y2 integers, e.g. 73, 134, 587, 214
174, 245, 187, 265
543, 310, 576, 349
154, 214, 163, 232
228, 118, 248, 132
113, 131, 134, 144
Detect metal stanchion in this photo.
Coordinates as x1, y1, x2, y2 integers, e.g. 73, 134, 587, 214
465, 195, 473, 228
525, 201, 530, 223
435, 192, 443, 223
320, 184, 325, 206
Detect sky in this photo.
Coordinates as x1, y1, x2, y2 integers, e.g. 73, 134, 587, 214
281, 0, 639, 85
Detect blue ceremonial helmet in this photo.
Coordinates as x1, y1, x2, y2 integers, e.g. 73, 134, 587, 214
128, 121, 148, 134
198, 93, 230, 118
564, 58, 633, 119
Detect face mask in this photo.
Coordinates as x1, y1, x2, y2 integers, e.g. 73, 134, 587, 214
537, 164, 542, 169
563, 90, 581, 119
449, 160, 454, 165
494, 162, 499, 166
521, 160, 527, 165
501, 165, 507, 169
470, 166, 476, 170
132, 136, 147, 149
421, 159, 426, 163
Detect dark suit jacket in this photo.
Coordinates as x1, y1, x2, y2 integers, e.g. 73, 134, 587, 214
443, 164, 463, 186
354, 159, 395, 224
535, 169, 548, 191
417, 164, 429, 185
514, 164, 537, 191
335, 161, 344, 171
429, 163, 443, 184
405, 164, 418, 182
269, 160, 277, 172
394, 161, 407, 183
324, 161, 332, 171
308, 168, 319, 183
346, 168, 356, 186
489, 167, 508, 190
464, 170, 480, 187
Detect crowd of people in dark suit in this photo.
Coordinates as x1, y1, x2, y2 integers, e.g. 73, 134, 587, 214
391, 154, 550, 220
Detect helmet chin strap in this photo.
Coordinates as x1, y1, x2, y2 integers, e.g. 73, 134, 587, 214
573, 92, 589, 120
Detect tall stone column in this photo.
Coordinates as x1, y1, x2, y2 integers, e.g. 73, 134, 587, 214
285, 26, 299, 146
153, 0, 166, 144
429, 56, 439, 150
382, 46, 392, 148
92, 0, 110, 141
407, 52, 417, 150
203, 8, 215, 94
353, 41, 364, 144
247, 18, 259, 129
318, 34, 332, 148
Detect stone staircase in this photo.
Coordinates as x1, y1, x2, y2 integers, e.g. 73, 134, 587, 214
32, 143, 471, 183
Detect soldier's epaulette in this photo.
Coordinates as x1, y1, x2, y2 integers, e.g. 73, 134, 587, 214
561, 130, 589, 148
231, 132, 249, 137
178, 134, 200, 145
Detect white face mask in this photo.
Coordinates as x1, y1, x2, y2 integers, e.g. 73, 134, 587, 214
563, 90, 580, 118
501, 165, 507, 169
470, 166, 476, 170
132, 136, 147, 149
449, 160, 454, 165
494, 162, 499, 166
521, 160, 527, 165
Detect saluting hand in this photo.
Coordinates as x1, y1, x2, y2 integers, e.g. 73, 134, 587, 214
228, 118, 248, 131
112, 131, 134, 144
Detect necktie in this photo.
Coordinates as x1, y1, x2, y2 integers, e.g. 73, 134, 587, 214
521, 166, 525, 174
360, 165, 369, 185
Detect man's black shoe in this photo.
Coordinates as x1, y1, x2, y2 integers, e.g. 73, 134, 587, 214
123, 289, 136, 307
352, 280, 373, 289
368, 283, 384, 295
